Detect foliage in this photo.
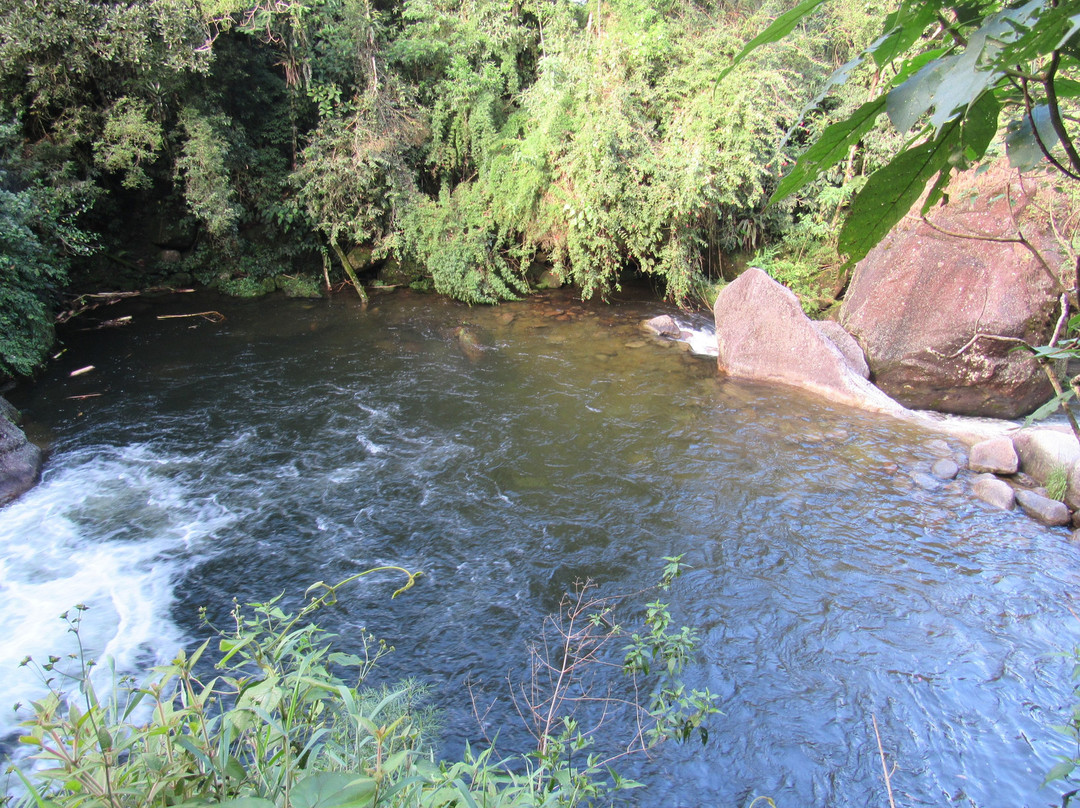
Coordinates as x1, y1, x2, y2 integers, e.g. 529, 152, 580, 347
1046, 465, 1069, 502
176, 108, 245, 242
750, 220, 845, 316
510, 555, 718, 782
724, 0, 1080, 269
11, 563, 717, 808
0, 0, 908, 372
0, 125, 95, 378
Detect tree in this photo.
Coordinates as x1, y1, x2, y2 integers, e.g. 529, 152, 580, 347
722, 0, 1080, 276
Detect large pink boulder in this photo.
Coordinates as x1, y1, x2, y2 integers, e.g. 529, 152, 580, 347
714, 268, 907, 415
839, 163, 1061, 419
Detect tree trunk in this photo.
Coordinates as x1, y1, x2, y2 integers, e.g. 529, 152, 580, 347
331, 240, 368, 306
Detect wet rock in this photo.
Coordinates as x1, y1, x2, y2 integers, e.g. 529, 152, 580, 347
838, 161, 1059, 418
972, 474, 1016, 510
642, 315, 681, 338
453, 326, 485, 362
968, 437, 1019, 475
931, 458, 959, 480
911, 471, 942, 491
0, 397, 17, 424
1015, 489, 1071, 527
0, 398, 42, 506
713, 268, 908, 416
925, 438, 953, 457
1012, 427, 1080, 485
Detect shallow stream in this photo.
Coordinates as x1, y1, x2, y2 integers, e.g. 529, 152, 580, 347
2, 288, 1079, 806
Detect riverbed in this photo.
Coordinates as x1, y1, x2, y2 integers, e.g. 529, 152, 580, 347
2, 287, 1078, 807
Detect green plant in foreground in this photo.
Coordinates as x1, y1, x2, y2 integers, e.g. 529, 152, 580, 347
1047, 466, 1069, 502
8, 562, 716, 808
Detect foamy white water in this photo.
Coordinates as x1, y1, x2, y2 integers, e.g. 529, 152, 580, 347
672, 317, 718, 357
0, 444, 234, 742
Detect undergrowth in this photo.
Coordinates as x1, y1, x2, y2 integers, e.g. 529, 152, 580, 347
6, 560, 718, 808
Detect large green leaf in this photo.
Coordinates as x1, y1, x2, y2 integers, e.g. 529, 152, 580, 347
956, 88, 1000, 165
1054, 78, 1080, 99
869, 0, 943, 68
715, 0, 827, 83
995, 2, 1080, 67
838, 118, 961, 266
290, 772, 378, 808
1006, 104, 1061, 170
920, 88, 998, 210
769, 97, 887, 203
886, 4, 1039, 133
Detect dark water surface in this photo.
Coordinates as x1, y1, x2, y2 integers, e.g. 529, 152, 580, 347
3, 288, 1079, 806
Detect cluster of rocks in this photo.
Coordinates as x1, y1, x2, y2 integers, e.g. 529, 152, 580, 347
964, 429, 1080, 531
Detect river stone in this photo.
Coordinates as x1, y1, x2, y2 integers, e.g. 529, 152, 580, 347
1012, 427, 1080, 486
931, 458, 959, 480
968, 437, 1019, 475
713, 268, 908, 416
971, 474, 1016, 510
925, 438, 953, 457
0, 396, 20, 425
1015, 489, 1071, 527
0, 400, 42, 506
642, 315, 681, 337
813, 320, 870, 379
910, 471, 942, 490
838, 161, 1060, 419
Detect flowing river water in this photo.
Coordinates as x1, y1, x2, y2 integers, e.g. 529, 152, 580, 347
2, 287, 1080, 806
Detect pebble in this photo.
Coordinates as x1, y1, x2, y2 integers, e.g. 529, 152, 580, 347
931, 458, 959, 480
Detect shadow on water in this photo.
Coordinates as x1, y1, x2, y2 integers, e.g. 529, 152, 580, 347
3, 288, 1080, 806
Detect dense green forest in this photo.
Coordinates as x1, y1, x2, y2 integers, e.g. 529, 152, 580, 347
0, 0, 896, 378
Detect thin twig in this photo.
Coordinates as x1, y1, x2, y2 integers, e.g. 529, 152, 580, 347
157, 311, 226, 323
872, 714, 897, 808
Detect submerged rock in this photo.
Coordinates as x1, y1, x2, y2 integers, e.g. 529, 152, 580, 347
911, 471, 943, 491
453, 326, 485, 363
931, 458, 959, 480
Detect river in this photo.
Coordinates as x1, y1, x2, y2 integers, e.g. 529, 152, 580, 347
2, 287, 1078, 807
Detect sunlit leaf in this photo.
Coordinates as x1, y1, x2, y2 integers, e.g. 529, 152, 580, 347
290, 773, 378, 808
770, 98, 887, 203
1006, 105, 1061, 170
716, 0, 828, 83
839, 119, 961, 265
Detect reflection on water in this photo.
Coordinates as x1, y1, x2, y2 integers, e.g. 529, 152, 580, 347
3, 288, 1080, 807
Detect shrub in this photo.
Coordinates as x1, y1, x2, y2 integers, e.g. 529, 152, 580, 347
11, 562, 717, 808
